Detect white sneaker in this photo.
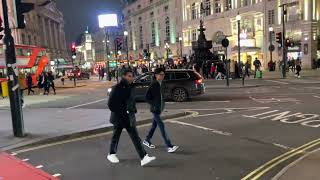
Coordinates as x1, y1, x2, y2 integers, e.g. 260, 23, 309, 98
107, 154, 120, 163
141, 154, 156, 167
168, 146, 179, 153
143, 140, 156, 149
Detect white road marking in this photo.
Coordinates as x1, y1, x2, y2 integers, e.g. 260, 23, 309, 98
184, 107, 270, 117
314, 95, 320, 99
206, 101, 231, 103
22, 159, 29, 162
52, 173, 62, 177
66, 98, 107, 109
10, 152, 17, 156
272, 143, 292, 150
35, 165, 44, 169
265, 80, 290, 85
168, 120, 232, 136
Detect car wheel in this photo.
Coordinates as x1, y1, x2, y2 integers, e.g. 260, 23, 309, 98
172, 88, 188, 102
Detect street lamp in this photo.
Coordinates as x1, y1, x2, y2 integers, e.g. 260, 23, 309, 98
165, 42, 170, 60
124, 31, 129, 64
236, 14, 241, 66
269, 27, 274, 69
179, 37, 183, 60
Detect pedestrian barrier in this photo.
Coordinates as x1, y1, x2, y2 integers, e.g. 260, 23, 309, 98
1, 81, 9, 98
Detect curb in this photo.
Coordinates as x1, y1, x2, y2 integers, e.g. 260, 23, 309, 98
6, 111, 191, 152
271, 148, 320, 180
56, 85, 87, 89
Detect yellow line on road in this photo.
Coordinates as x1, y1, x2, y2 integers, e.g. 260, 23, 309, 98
241, 138, 320, 180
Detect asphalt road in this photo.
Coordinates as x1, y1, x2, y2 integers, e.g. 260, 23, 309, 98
10, 78, 320, 180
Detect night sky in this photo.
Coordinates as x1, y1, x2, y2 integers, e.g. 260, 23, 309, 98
56, 0, 123, 46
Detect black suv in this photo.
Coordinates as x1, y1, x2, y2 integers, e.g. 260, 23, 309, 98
133, 69, 205, 102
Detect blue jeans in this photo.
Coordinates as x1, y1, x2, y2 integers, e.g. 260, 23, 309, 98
146, 113, 173, 148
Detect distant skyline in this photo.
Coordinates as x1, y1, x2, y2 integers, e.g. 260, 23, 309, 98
56, 0, 123, 46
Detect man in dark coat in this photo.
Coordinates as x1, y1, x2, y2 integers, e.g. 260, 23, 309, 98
107, 69, 156, 166
143, 68, 179, 153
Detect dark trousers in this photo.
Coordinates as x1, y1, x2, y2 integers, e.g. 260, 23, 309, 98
50, 82, 56, 94
109, 117, 146, 159
27, 85, 34, 95
20, 89, 24, 106
146, 113, 173, 148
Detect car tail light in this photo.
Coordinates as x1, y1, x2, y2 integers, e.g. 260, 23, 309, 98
195, 79, 203, 84
78, 73, 80, 76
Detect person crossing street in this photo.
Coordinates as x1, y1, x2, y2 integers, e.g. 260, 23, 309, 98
107, 69, 156, 167
143, 68, 179, 153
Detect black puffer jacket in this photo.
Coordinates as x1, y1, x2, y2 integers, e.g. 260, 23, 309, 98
145, 81, 165, 114
108, 79, 131, 125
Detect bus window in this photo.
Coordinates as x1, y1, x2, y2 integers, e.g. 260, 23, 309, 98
0, 69, 7, 78
15, 48, 24, 56
22, 49, 32, 56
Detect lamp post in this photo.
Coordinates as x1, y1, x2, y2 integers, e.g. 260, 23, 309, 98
179, 37, 183, 60
269, 27, 274, 71
124, 31, 129, 65
236, 14, 241, 66
165, 42, 170, 60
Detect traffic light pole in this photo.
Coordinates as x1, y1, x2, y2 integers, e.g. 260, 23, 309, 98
281, 4, 287, 79
2, 0, 25, 137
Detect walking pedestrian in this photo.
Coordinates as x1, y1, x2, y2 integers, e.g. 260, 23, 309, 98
18, 71, 25, 108
43, 72, 50, 95
26, 73, 34, 95
107, 69, 156, 166
48, 71, 56, 95
37, 72, 44, 95
296, 61, 302, 78
253, 58, 261, 78
210, 63, 216, 79
245, 61, 251, 78
143, 68, 179, 153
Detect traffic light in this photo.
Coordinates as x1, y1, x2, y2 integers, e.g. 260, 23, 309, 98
276, 32, 282, 47
14, 0, 34, 29
0, 18, 4, 40
71, 43, 76, 59
116, 38, 123, 51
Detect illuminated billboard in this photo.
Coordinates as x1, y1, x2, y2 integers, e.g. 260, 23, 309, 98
98, 14, 118, 28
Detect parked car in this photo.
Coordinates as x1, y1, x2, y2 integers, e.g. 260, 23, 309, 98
108, 69, 205, 102
67, 69, 90, 80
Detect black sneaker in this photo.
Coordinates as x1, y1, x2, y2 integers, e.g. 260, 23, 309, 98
143, 140, 156, 149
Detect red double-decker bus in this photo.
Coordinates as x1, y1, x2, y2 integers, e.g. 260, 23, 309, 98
0, 44, 49, 86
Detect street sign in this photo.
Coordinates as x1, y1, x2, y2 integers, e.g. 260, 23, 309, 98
221, 38, 229, 48
269, 45, 275, 52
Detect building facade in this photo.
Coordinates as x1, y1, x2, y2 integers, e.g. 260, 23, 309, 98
0, 0, 68, 67
123, 0, 183, 64
181, 0, 320, 69
93, 26, 124, 68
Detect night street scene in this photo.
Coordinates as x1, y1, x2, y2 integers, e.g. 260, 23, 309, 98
0, 0, 320, 179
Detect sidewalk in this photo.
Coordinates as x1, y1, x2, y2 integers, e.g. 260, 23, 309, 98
0, 108, 187, 151
273, 149, 320, 180
263, 69, 320, 79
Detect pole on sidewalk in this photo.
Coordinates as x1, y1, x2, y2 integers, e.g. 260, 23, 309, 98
281, 4, 287, 79
2, 0, 25, 137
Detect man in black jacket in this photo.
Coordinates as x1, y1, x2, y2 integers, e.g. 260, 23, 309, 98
143, 68, 179, 153
107, 69, 156, 166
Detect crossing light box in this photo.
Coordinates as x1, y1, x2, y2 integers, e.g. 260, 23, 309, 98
98, 14, 118, 28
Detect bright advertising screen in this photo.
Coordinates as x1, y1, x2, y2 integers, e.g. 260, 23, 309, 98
98, 14, 118, 28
